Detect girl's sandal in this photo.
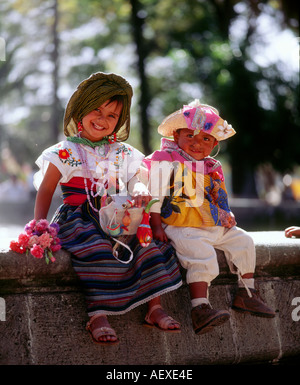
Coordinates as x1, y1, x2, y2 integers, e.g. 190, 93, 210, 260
144, 304, 181, 333
86, 315, 119, 345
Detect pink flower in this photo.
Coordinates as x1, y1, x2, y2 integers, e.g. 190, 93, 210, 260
27, 219, 36, 229
24, 219, 36, 235
48, 224, 59, 237
11, 218, 61, 264
50, 244, 61, 252
18, 233, 30, 248
36, 219, 49, 233
47, 250, 56, 263
38, 233, 52, 248
53, 236, 61, 244
30, 244, 44, 259
28, 235, 39, 248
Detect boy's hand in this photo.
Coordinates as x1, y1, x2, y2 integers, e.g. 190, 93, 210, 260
152, 225, 169, 243
221, 211, 236, 228
149, 212, 169, 243
226, 212, 237, 228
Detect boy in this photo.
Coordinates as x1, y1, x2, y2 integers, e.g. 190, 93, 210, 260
143, 100, 275, 335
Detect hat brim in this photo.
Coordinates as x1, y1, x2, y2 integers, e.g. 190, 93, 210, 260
157, 107, 236, 141
158, 109, 188, 137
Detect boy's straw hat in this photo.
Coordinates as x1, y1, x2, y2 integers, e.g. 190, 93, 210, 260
158, 99, 236, 141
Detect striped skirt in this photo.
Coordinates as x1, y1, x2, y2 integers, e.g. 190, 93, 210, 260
52, 196, 182, 317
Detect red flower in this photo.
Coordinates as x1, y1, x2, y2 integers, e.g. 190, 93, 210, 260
10, 241, 26, 254
30, 244, 44, 259
58, 149, 70, 159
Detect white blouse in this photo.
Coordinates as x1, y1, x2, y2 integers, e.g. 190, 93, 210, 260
34, 140, 145, 198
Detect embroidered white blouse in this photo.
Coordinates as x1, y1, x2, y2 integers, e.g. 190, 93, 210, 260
34, 140, 145, 198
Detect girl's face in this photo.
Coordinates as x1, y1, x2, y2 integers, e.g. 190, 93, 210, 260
173, 128, 217, 160
81, 99, 123, 142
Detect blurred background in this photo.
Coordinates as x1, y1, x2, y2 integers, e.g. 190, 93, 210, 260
0, 0, 299, 243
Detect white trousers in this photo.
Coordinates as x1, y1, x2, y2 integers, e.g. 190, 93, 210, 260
164, 225, 256, 285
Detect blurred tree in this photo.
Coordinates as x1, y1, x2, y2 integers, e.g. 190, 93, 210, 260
0, 0, 298, 198
0, 0, 65, 165
50, 0, 61, 143
134, 0, 299, 196
130, 0, 152, 154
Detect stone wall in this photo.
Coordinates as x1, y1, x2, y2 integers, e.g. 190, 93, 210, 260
0, 231, 299, 365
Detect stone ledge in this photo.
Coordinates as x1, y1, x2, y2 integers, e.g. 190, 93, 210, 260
0, 231, 300, 365
0, 231, 299, 294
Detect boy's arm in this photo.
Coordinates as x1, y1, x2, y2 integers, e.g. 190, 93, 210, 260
210, 173, 236, 228
150, 212, 169, 242
147, 161, 173, 242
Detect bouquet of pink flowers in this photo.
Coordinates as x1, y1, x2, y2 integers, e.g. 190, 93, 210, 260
10, 219, 61, 264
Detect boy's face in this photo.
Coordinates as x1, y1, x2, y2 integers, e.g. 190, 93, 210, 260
173, 129, 217, 160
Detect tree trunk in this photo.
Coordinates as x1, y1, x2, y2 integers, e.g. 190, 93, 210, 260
130, 0, 152, 155
50, 0, 60, 143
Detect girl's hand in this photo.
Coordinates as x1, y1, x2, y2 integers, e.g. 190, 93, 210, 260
131, 182, 152, 208
132, 193, 152, 208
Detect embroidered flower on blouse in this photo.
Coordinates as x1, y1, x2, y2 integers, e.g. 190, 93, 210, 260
53, 146, 82, 167
58, 149, 70, 159
114, 145, 133, 168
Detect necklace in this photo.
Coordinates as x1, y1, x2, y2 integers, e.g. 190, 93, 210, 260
67, 135, 109, 149
75, 142, 112, 213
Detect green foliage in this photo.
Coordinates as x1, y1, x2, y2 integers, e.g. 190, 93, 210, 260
0, 0, 299, 196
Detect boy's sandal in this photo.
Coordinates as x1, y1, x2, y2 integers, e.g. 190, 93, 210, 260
144, 304, 181, 333
86, 316, 119, 345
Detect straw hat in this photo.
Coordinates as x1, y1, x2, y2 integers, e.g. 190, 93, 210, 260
158, 99, 236, 141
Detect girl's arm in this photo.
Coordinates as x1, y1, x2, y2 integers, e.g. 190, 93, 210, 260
34, 163, 62, 220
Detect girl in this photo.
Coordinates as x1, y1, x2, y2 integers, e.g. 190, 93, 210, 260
34, 72, 182, 345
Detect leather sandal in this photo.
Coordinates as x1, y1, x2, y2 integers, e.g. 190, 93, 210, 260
86, 315, 119, 345
144, 304, 181, 333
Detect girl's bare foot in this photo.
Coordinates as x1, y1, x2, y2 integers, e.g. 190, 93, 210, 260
144, 304, 181, 333
86, 315, 119, 345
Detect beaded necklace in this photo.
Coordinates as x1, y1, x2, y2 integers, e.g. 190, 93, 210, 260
75, 140, 112, 213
